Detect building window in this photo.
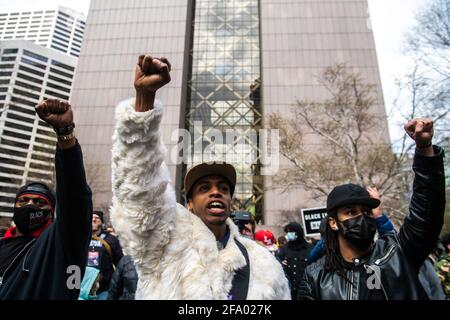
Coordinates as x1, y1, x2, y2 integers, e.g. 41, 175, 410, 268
50, 45, 67, 54
20, 57, 46, 70
18, 65, 45, 77
17, 72, 43, 84
54, 30, 70, 39
44, 89, 69, 100
15, 80, 41, 93
13, 88, 40, 100
51, 40, 69, 49
185, 0, 263, 219
1, 56, 16, 62
8, 104, 36, 117
46, 81, 70, 93
0, 64, 14, 69
47, 74, 71, 86
23, 49, 48, 63
49, 67, 73, 79
3, 48, 18, 54
11, 95, 38, 108
54, 34, 69, 44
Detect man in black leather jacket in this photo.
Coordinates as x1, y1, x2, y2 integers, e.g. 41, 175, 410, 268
299, 118, 445, 300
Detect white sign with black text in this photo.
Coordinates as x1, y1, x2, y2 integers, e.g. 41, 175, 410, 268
301, 207, 328, 237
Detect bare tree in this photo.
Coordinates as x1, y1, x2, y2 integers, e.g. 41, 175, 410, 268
406, 0, 450, 79
269, 64, 415, 225
403, 0, 450, 149
402, 0, 450, 232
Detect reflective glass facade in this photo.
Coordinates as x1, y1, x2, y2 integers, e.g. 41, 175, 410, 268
186, 0, 263, 219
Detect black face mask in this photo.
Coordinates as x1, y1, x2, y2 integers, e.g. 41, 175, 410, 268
13, 204, 52, 234
338, 214, 376, 251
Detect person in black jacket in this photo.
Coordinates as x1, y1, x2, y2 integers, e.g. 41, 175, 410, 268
299, 118, 446, 300
0, 98, 92, 299
87, 210, 123, 299
276, 222, 312, 299
108, 255, 138, 300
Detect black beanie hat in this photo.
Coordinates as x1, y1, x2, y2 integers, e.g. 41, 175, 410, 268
15, 182, 56, 210
93, 211, 104, 223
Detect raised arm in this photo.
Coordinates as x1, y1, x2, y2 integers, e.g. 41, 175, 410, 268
397, 119, 445, 269
35, 99, 92, 267
110, 55, 177, 275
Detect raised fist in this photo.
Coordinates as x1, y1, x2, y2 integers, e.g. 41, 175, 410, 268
134, 54, 171, 93
35, 99, 73, 129
404, 118, 434, 148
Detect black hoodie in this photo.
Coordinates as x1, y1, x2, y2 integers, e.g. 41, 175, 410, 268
0, 142, 92, 300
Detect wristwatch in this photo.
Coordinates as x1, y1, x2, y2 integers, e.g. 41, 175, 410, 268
57, 132, 75, 142
54, 123, 75, 136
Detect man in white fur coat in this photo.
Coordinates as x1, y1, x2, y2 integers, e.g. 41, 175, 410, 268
110, 54, 291, 300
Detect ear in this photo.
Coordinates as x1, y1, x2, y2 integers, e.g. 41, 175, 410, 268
328, 217, 339, 231
187, 200, 194, 213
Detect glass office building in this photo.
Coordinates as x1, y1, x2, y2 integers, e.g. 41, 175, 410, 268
186, 0, 263, 216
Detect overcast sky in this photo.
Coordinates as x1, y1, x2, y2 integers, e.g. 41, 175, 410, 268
1, 0, 430, 141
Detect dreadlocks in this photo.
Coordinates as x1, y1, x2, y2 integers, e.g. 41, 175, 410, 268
324, 211, 352, 283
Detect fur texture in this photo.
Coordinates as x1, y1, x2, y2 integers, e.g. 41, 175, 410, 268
111, 99, 291, 300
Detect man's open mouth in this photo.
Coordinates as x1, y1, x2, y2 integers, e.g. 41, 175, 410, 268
206, 201, 225, 215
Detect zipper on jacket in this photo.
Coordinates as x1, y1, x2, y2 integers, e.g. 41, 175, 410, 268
0, 238, 36, 286
21, 239, 37, 272
374, 245, 395, 265
347, 270, 354, 300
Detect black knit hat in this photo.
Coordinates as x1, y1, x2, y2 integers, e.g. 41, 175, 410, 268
93, 211, 104, 223
15, 182, 56, 209
327, 183, 380, 213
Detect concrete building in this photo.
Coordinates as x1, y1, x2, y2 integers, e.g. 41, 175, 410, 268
72, 0, 389, 229
0, 6, 86, 58
0, 40, 77, 217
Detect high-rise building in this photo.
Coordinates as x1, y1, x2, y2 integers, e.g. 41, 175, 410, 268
0, 6, 85, 57
72, 0, 390, 229
0, 40, 77, 217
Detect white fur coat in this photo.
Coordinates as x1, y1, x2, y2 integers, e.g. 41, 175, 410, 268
110, 99, 291, 300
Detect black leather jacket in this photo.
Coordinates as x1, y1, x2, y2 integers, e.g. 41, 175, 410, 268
299, 146, 445, 300
107, 255, 138, 300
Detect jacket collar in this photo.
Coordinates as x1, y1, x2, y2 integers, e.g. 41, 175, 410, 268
2, 220, 52, 240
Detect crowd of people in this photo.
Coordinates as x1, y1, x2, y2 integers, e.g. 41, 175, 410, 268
0, 54, 447, 300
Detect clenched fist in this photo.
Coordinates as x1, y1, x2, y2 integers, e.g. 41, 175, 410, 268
404, 119, 434, 146
404, 118, 434, 156
134, 55, 171, 92
35, 99, 75, 149
35, 99, 73, 129
134, 54, 171, 112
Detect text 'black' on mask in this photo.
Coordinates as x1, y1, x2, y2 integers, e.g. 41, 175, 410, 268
13, 205, 52, 234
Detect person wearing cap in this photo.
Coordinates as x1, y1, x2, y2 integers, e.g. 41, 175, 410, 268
109, 54, 290, 299
0, 99, 92, 299
86, 210, 123, 299
306, 187, 395, 265
254, 229, 278, 254
299, 118, 446, 300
